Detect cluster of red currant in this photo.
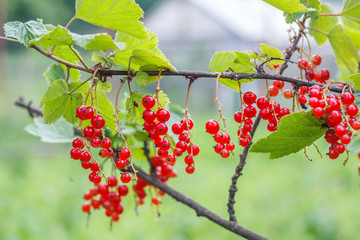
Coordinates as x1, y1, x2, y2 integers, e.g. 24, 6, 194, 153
298, 55, 330, 83
142, 95, 199, 174
305, 86, 360, 159
81, 176, 129, 222
205, 120, 235, 158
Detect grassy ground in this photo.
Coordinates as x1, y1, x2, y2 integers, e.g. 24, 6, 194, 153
1, 52, 360, 240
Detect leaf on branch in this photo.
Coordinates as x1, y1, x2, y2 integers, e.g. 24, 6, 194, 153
249, 111, 326, 159
341, 0, 360, 24
328, 24, 360, 73
342, 17, 360, 49
97, 81, 112, 92
113, 30, 176, 71
43, 64, 66, 83
52, 45, 81, 81
125, 91, 146, 125
4, 19, 48, 47
209, 51, 255, 91
25, 117, 75, 143
259, 43, 284, 65
309, 3, 338, 46
261, 0, 308, 14
41, 79, 84, 124
71, 32, 121, 51
348, 73, 360, 90
75, 0, 147, 39
135, 71, 150, 88
30, 26, 74, 48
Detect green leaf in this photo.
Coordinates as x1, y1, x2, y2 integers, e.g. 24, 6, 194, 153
125, 91, 146, 125
309, 4, 338, 46
91, 92, 117, 134
259, 43, 284, 65
75, 0, 147, 39
347, 133, 360, 155
154, 90, 170, 109
328, 24, 360, 73
134, 71, 150, 88
250, 111, 326, 159
341, 0, 360, 23
209, 51, 256, 91
30, 26, 74, 48
43, 64, 66, 83
348, 73, 360, 90
52, 45, 81, 81
71, 32, 119, 51
342, 17, 360, 49
113, 30, 175, 71
132, 48, 176, 70
97, 81, 112, 92
41, 79, 84, 124
262, 0, 308, 14
4, 19, 48, 47
25, 117, 75, 143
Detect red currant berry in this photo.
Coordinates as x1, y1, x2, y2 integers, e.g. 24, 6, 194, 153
328, 149, 339, 159
81, 161, 91, 169
72, 138, 84, 149
313, 107, 324, 118
273, 80, 285, 90
120, 172, 131, 183
70, 148, 81, 160
283, 89, 293, 99
267, 123, 277, 132
80, 150, 91, 162
173, 148, 183, 157
233, 112, 244, 123
352, 121, 360, 130
107, 176, 118, 187
185, 164, 195, 174
91, 115, 105, 129
98, 149, 107, 158
101, 138, 112, 149
256, 97, 270, 109
243, 91, 257, 105
83, 126, 96, 140
171, 123, 183, 135
311, 55, 322, 66
240, 137, 250, 147
187, 144, 200, 156
156, 108, 170, 122
118, 185, 128, 196
143, 121, 156, 132
268, 86, 279, 97
119, 148, 131, 160
179, 132, 190, 143
181, 118, 194, 130
79, 106, 94, 120
184, 154, 194, 165
226, 142, 235, 151
305, 69, 315, 80
116, 159, 128, 169
298, 59, 308, 69
244, 105, 257, 118
90, 162, 100, 172
142, 109, 156, 122
90, 137, 101, 148
106, 148, 114, 157
82, 202, 91, 213
205, 120, 220, 134
340, 92, 355, 105
298, 95, 307, 104
155, 122, 168, 135
142, 95, 155, 109
219, 149, 230, 158
320, 69, 330, 81
214, 143, 225, 154
347, 104, 358, 117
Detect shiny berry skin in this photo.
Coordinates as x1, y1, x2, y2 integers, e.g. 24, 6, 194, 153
187, 144, 200, 156
82, 202, 91, 213
155, 122, 168, 135
185, 165, 195, 174
243, 91, 257, 105
328, 149, 339, 159
159, 140, 171, 151
176, 141, 188, 152
278, 107, 290, 118
268, 86, 279, 97
267, 123, 277, 132
77, 106, 94, 120
88, 172, 97, 182
352, 121, 360, 130
298, 59, 308, 69
119, 148, 131, 160
98, 149, 107, 158
313, 107, 324, 118
166, 154, 176, 165
320, 69, 330, 80
214, 143, 225, 154
305, 69, 315, 80
70, 148, 81, 160
298, 95, 307, 104
181, 118, 194, 130
106, 148, 114, 157
299, 86, 309, 95
84, 192, 92, 200
259, 107, 272, 120
81, 161, 91, 169
219, 149, 230, 158
233, 112, 243, 123
240, 138, 250, 147
116, 159, 128, 169
346, 104, 358, 117
172, 123, 183, 135
90, 162, 100, 172
311, 55, 322, 66
157, 149, 168, 157
243, 105, 257, 118
80, 150, 91, 162
72, 138, 84, 149
90, 137, 102, 148
120, 172, 131, 183
142, 95, 155, 109
91, 115, 105, 129
255, 98, 269, 110
283, 89, 293, 99
173, 148, 183, 157
143, 121, 156, 132
83, 126, 96, 140
206, 120, 220, 134
118, 185, 128, 196
340, 92, 355, 105
107, 176, 118, 187
226, 142, 235, 151
142, 109, 156, 122
179, 132, 190, 143
214, 132, 230, 144
100, 138, 111, 149
273, 80, 285, 90
156, 108, 170, 122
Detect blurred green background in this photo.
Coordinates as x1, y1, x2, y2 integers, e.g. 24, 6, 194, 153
1, 1, 360, 240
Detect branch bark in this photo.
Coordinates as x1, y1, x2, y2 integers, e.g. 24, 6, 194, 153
14, 97, 268, 240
